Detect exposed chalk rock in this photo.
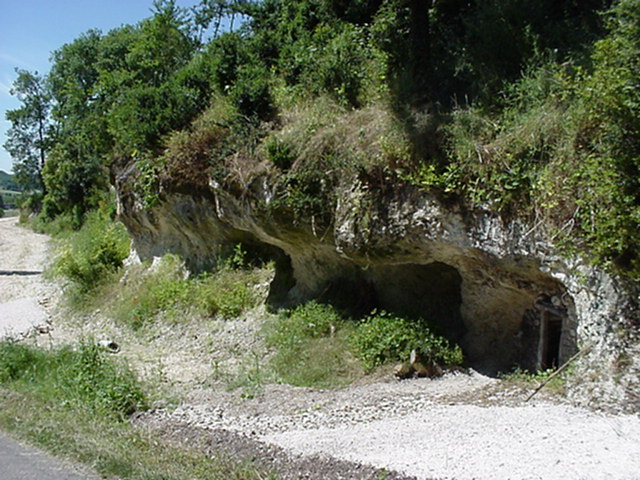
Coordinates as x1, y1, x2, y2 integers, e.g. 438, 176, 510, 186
114, 161, 639, 411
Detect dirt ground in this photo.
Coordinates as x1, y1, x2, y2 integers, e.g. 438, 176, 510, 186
2, 216, 639, 480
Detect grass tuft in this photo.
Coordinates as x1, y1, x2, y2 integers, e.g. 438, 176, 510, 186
0, 340, 146, 419
264, 302, 362, 389
108, 254, 260, 329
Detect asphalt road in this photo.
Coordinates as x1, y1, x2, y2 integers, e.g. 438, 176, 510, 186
0, 431, 101, 480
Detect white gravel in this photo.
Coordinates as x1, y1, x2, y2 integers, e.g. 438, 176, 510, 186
0, 217, 53, 339
159, 369, 640, 480
262, 403, 640, 480
0, 297, 49, 339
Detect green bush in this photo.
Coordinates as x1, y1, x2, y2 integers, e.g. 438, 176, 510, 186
0, 340, 146, 419
230, 63, 275, 120
266, 139, 294, 170
264, 301, 361, 388
0, 339, 44, 382
53, 212, 130, 292
352, 311, 463, 370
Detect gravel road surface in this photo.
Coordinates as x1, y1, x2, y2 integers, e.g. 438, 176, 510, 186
0, 217, 53, 340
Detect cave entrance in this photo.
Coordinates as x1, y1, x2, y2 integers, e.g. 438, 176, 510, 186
366, 262, 466, 344
540, 313, 562, 370
316, 262, 466, 344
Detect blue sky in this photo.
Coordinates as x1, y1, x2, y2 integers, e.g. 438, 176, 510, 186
0, 0, 202, 174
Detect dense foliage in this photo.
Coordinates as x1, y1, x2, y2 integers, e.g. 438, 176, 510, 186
265, 301, 463, 385
353, 310, 463, 370
52, 209, 131, 291
4, 0, 640, 279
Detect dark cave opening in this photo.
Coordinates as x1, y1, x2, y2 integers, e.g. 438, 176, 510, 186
541, 314, 563, 370
521, 295, 577, 373
314, 261, 466, 346
264, 254, 465, 336
366, 262, 466, 343
264, 249, 580, 373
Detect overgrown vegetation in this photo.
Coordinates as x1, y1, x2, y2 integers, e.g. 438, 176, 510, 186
52, 210, 130, 292
265, 301, 361, 388
0, 340, 273, 480
0, 340, 145, 419
353, 310, 464, 371
3, 2, 638, 471
5, 0, 638, 279
112, 253, 258, 329
265, 302, 463, 387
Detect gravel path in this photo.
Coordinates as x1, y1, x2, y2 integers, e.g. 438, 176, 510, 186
262, 403, 640, 480
0, 217, 54, 339
0, 217, 105, 479
149, 371, 640, 480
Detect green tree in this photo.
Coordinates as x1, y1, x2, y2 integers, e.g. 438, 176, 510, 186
193, 0, 247, 41
46, 30, 109, 221
102, 1, 200, 153
3, 69, 52, 191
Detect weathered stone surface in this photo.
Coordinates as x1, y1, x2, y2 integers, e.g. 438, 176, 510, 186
114, 163, 639, 408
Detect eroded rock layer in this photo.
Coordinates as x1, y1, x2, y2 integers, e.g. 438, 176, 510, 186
115, 163, 638, 408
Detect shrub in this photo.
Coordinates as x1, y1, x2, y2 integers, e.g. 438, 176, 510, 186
352, 311, 463, 370
0, 340, 146, 419
0, 339, 44, 382
266, 139, 294, 171
230, 63, 275, 120
53, 211, 130, 292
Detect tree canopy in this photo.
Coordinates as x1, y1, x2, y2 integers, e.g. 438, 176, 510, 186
4, 69, 52, 192
5, 0, 640, 278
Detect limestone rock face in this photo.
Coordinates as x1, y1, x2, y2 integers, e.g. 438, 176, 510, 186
115, 166, 638, 409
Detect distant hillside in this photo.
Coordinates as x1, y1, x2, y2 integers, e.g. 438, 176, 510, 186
0, 171, 19, 192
